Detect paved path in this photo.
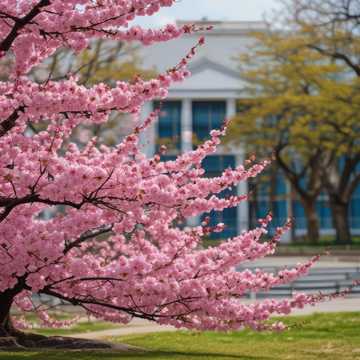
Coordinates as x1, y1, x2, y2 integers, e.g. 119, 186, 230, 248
68, 297, 360, 340
288, 297, 360, 315
246, 256, 360, 268
70, 319, 175, 339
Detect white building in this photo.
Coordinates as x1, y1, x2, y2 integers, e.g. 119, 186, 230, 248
138, 20, 360, 241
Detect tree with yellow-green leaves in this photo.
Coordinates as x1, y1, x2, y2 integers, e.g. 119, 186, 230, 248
227, 27, 360, 244
289, 0, 360, 244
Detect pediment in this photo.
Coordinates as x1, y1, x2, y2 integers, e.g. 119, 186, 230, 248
189, 58, 240, 78
170, 57, 244, 91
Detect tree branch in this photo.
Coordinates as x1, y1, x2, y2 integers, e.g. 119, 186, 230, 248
308, 44, 360, 77
0, 106, 25, 138
0, 0, 51, 52
63, 224, 113, 254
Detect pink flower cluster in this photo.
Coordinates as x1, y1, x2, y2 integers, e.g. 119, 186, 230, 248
0, 0, 195, 74
0, 0, 341, 333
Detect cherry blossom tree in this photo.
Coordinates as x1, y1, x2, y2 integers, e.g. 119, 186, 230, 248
0, 0, 345, 348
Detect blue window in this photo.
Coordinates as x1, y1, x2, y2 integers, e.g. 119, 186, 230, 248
350, 184, 360, 229
249, 169, 288, 233
160, 155, 177, 162
350, 162, 360, 229
293, 200, 307, 230
293, 194, 333, 232
192, 101, 226, 144
201, 155, 238, 239
273, 173, 288, 228
316, 194, 332, 230
155, 101, 181, 152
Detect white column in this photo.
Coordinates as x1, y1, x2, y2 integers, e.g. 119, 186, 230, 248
139, 101, 156, 158
181, 98, 193, 154
227, 98, 249, 233
226, 98, 237, 120
236, 153, 249, 233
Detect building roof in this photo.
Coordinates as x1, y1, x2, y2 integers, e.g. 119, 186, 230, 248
176, 20, 268, 34
138, 19, 266, 95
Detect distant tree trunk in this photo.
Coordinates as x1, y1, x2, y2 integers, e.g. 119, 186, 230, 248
274, 149, 323, 244
288, 182, 296, 242
321, 159, 356, 245
269, 165, 278, 216
249, 179, 259, 229
328, 196, 352, 245
302, 199, 320, 243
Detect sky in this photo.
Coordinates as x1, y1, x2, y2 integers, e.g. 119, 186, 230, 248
135, 0, 281, 27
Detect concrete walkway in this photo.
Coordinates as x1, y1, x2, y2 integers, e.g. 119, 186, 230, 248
68, 297, 360, 340
70, 318, 176, 340
288, 297, 360, 315
245, 256, 360, 268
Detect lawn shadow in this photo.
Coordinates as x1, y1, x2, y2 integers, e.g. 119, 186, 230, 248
3, 349, 272, 360
123, 350, 272, 359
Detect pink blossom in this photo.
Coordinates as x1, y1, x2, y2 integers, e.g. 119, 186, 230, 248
0, 0, 343, 334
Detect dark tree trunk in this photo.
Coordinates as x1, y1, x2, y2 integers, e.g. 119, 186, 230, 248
249, 180, 259, 229
0, 284, 34, 348
302, 200, 320, 244
0, 289, 138, 350
0, 290, 14, 336
0, 290, 25, 348
289, 184, 296, 242
329, 197, 352, 245
320, 158, 356, 245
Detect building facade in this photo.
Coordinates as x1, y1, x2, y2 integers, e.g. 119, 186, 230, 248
139, 20, 360, 241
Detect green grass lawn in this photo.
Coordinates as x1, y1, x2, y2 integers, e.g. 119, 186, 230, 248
1, 312, 360, 360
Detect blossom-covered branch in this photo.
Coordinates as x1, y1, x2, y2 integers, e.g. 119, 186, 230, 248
0, 0, 349, 343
